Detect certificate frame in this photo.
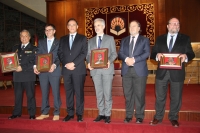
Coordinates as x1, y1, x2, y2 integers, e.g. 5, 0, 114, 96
36, 53, 53, 72
90, 48, 108, 68
160, 53, 182, 69
0, 52, 19, 73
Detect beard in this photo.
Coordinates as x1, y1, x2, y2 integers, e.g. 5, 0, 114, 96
168, 27, 180, 34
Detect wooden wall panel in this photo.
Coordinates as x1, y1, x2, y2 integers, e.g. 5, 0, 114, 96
46, 0, 200, 41
47, 1, 66, 38
46, 0, 163, 39
165, 0, 200, 42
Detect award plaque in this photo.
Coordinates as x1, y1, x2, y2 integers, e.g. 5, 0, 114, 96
90, 48, 108, 68
0, 52, 19, 73
160, 53, 182, 69
36, 53, 53, 72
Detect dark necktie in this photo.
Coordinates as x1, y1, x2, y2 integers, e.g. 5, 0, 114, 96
21, 45, 25, 50
69, 35, 74, 49
129, 36, 135, 57
169, 36, 174, 52
98, 36, 102, 49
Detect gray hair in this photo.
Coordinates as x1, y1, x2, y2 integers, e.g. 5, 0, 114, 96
20, 29, 31, 38
94, 18, 105, 26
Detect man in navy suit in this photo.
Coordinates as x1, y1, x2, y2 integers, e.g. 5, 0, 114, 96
34, 24, 61, 121
8, 29, 37, 120
118, 20, 150, 123
58, 18, 88, 122
149, 17, 195, 127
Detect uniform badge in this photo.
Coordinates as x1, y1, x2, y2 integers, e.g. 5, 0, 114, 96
25, 51, 32, 53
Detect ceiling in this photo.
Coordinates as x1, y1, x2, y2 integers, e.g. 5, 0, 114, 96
0, 0, 46, 22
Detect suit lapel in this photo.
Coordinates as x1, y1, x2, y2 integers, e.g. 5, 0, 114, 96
171, 33, 181, 52
163, 34, 169, 52
133, 35, 141, 53
92, 36, 97, 49
43, 39, 48, 52
124, 36, 130, 53
71, 34, 78, 50
49, 38, 58, 52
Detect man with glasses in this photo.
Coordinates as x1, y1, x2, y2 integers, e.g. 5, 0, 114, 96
34, 24, 61, 121
150, 17, 195, 127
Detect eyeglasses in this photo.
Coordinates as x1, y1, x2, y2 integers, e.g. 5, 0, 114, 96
169, 23, 180, 26
45, 29, 54, 32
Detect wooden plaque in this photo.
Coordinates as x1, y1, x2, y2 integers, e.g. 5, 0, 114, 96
0, 52, 19, 73
90, 48, 108, 68
160, 53, 182, 69
36, 53, 53, 72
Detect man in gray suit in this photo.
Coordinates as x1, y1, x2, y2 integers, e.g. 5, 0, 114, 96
118, 20, 150, 123
86, 18, 117, 123
34, 24, 61, 121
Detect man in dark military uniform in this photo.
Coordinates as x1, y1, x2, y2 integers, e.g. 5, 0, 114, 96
8, 29, 37, 120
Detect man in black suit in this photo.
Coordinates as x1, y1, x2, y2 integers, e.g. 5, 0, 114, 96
34, 24, 61, 121
149, 17, 195, 127
8, 29, 37, 120
58, 18, 87, 122
118, 20, 150, 124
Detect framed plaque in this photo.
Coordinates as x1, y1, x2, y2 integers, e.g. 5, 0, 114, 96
36, 53, 53, 72
90, 48, 108, 68
160, 53, 182, 69
0, 52, 19, 73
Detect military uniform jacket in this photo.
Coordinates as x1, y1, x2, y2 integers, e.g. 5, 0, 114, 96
12, 43, 37, 82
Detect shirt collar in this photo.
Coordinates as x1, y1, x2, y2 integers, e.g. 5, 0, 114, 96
70, 32, 77, 37
47, 37, 55, 42
168, 32, 178, 37
130, 33, 139, 38
22, 43, 29, 47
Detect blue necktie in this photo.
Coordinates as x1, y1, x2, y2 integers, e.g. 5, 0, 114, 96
169, 36, 174, 52
129, 36, 135, 57
69, 35, 74, 49
98, 36, 102, 49
47, 40, 51, 52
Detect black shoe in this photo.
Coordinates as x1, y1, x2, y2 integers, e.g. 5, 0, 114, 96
93, 115, 105, 122
124, 118, 132, 123
105, 116, 111, 124
8, 115, 21, 119
77, 115, 83, 122
136, 118, 143, 123
30, 115, 35, 119
63, 115, 74, 122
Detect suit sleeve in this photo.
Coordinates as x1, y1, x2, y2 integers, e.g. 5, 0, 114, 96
185, 37, 195, 61
108, 36, 117, 63
58, 38, 64, 64
118, 39, 127, 61
150, 38, 159, 61
53, 40, 61, 67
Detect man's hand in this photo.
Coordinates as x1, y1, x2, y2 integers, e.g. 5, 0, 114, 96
34, 67, 40, 74
179, 54, 187, 63
156, 53, 163, 61
16, 66, 22, 72
126, 57, 135, 66
49, 64, 56, 73
65, 62, 75, 70
104, 60, 110, 69
88, 63, 94, 70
